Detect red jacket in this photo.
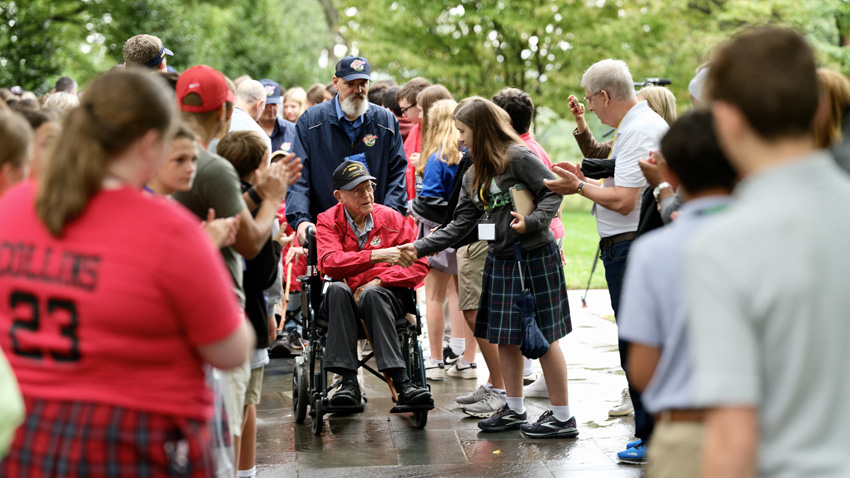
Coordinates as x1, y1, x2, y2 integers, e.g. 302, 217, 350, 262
403, 123, 422, 201
317, 203, 429, 290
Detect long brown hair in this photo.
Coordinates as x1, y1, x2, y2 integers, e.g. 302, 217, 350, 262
36, 69, 174, 236
454, 97, 523, 206
418, 99, 460, 174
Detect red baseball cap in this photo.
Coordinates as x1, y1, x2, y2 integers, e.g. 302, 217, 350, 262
176, 65, 234, 113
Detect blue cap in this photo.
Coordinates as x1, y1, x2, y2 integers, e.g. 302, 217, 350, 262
334, 56, 371, 81
144, 45, 174, 68
259, 79, 281, 105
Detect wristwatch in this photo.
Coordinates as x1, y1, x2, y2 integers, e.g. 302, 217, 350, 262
653, 182, 672, 202
577, 182, 586, 196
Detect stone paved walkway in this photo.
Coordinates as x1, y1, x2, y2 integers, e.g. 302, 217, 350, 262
254, 290, 644, 477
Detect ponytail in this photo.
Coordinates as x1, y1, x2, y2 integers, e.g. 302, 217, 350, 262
35, 69, 173, 236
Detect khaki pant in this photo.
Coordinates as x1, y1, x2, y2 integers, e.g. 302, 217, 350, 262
647, 420, 705, 478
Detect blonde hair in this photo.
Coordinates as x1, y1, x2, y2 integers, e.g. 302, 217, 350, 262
122, 34, 163, 66
418, 99, 460, 175
814, 67, 850, 148
36, 70, 174, 236
0, 110, 33, 169
43, 91, 80, 112
283, 87, 308, 120
639, 86, 677, 126
416, 84, 453, 146
454, 97, 523, 206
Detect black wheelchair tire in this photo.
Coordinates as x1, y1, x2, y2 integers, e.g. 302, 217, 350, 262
311, 396, 324, 435
292, 362, 308, 424
411, 409, 428, 429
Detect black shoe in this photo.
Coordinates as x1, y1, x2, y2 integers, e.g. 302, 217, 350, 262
286, 332, 304, 351
330, 381, 361, 407
477, 404, 528, 432
442, 345, 461, 365
397, 380, 431, 406
520, 411, 579, 439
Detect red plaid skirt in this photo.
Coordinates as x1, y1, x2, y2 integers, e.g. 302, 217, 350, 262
0, 397, 213, 478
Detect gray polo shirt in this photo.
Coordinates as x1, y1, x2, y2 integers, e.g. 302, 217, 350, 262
618, 195, 731, 413
685, 151, 850, 478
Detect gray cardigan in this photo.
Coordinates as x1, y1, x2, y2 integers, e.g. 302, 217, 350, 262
415, 145, 563, 259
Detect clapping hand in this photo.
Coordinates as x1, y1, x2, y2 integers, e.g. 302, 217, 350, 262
202, 208, 241, 248
544, 162, 584, 195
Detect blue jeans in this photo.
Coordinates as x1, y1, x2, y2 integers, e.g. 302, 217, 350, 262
601, 239, 654, 441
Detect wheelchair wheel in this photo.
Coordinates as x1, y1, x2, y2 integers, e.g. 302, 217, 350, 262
292, 361, 308, 424
311, 396, 324, 435
411, 409, 428, 429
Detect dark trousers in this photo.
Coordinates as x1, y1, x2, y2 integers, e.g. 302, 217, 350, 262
322, 282, 405, 374
601, 239, 655, 442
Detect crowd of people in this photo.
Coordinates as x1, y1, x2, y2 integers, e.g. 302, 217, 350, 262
0, 26, 849, 478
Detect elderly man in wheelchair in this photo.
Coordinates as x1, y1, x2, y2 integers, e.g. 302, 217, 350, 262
314, 160, 432, 409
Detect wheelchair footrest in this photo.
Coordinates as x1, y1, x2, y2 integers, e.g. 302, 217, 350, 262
389, 400, 434, 413
324, 404, 365, 414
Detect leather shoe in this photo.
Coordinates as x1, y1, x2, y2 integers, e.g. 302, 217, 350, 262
330, 381, 361, 407
397, 379, 430, 406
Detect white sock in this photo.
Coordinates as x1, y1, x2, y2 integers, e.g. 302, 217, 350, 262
457, 357, 473, 367
428, 358, 442, 366
523, 357, 534, 376
492, 387, 506, 395
237, 467, 256, 478
552, 405, 572, 422
483, 382, 493, 391
505, 396, 525, 414
449, 337, 465, 355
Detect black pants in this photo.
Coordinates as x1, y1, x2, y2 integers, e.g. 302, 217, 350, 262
322, 282, 405, 374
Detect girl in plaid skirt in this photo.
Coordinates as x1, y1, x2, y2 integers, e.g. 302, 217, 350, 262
406, 97, 578, 438
0, 69, 253, 477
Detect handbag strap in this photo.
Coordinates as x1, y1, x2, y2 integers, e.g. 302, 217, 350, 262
513, 242, 526, 291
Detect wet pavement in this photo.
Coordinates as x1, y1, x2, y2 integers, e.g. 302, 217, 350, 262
255, 290, 644, 477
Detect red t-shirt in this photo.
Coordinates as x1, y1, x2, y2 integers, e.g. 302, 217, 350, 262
403, 123, 422, 201
0, 182, 242, 419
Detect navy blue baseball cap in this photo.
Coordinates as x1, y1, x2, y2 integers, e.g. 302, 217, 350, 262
333, 160, 376, 191
260, 79, 282, 105
334, 56, 371, 81
144, 45, 173, 68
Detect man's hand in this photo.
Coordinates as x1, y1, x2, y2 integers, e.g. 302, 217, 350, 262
544, 163, 583, 195
202, 208, 241, 248
296, 221, 316, 246
353, 278, 382, 306
568, 95, 589, 134
638, 150, 665, 188
398, 243, 419, 259
370, 246, 415, 268
285, 245, 305, 265
555, 161, 588, 182
275, 229, 295, 248
509, 211, 527, 234
254, 162, 288, 204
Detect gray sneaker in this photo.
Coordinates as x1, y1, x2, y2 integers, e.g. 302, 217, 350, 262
463, 390, 508, 418
456, 385, 490, 405
477, 404, 528, 432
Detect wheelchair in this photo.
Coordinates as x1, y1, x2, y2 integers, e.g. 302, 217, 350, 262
291, 227, 434, 435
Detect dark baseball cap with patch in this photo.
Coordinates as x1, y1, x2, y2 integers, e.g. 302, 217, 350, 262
333, 160, 376, 191
334, 56, 371, 81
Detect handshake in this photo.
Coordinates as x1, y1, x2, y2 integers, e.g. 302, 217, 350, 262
370, 243, 419, 268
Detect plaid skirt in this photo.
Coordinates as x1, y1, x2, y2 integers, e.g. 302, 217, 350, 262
0, 397, 213, 478
475, 241, 572, 345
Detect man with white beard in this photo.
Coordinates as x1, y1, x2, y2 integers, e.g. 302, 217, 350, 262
286, 56, 408, 244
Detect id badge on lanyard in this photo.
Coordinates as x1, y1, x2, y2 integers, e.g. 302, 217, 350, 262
477, 185, 496, 241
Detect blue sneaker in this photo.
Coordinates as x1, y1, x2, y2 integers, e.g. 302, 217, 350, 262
626, 439, 642, 449
617, 440, 647, 464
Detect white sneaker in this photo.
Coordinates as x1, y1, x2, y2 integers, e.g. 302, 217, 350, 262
462, 390, 507, 418
523, 375, 549, 398
608, 387, 634, 416
447, 361, 477, 379
456, 384, 490, 405
425, 361, 445, 381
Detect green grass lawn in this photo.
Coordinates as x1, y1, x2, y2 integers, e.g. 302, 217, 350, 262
558, 199, 608, 290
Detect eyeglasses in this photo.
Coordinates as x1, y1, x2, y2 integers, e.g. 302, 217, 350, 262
345, 182, 376, 197
400, 102, 417, 115
583, 91, 602, 103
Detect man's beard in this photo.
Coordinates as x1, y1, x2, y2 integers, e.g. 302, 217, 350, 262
341, 94, 369, 118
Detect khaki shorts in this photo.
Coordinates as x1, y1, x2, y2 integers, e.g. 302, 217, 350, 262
456, 240, 488, 311
223, 359, 251, 437
244, 366, 265, 406
647, 419, 705, 478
